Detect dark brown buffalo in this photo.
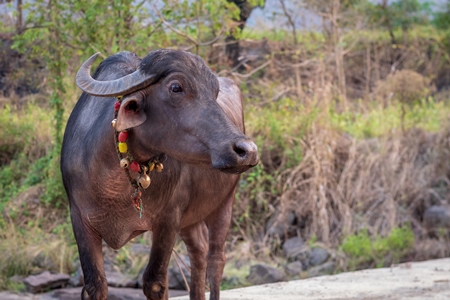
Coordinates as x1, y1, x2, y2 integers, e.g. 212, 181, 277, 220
60, 49, 258, 300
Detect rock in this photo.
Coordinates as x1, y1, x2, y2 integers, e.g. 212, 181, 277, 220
285, 261, 303, 276
168, 255, 191, 290
0, 287, 189, 300
137, 267, 145, 288
282, 237, 309, 261
309, 247, 329, 266
424, 205, 450, 230
46, 287, 170, 300
247, 264, 286, 285
68, 266, 83, 287
137, 255, 191, 290
307, 261, 336, 278
8, 275, 25, 285
265, 209, 296, 239
105, 270, 136, 288
23, 271, 70, 294
224, 276, 242, 288
41, 287, 82, 300
102, 242, 120, 272
32, 251, 56, 271
130, 243, 151, 256
0, 292, 33, 300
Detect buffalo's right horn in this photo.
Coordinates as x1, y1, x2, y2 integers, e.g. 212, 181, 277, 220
76, 53, 155, 97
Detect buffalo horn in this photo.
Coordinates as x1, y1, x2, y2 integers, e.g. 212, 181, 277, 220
76, 53, 155, 97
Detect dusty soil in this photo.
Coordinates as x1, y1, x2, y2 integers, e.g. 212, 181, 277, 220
172, 258, 450, 300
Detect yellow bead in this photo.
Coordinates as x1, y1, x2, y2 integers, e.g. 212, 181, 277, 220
118, 142, 128, 153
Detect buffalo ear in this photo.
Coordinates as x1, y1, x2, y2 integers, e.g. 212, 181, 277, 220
115, 95, 147, 131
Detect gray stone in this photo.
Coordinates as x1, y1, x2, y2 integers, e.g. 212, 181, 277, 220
265, 210, 296, 239
32, 251, 56, 271
224, 276, 242, 288
168, 255, 191, 290
285, 261, 303, 276
136, 255, 191, 290
307, 261, 336, 278
103, 242, 121, 272
32, 286, 188, 300
0, 292, 34, 300
137, 267, 145, 288
130, 243, 151, 256
105, 270, 136, 288
23, 271, 70, 294
247, 264, 286, 285
424, 205, 450, 230
68, 266, 83, 287
8, 275, 25, 285
309, 247, 329, 266
40, 287, 81, 300
282, 237, 308, 260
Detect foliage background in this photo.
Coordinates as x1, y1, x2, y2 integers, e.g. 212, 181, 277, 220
1, 0, 450, 291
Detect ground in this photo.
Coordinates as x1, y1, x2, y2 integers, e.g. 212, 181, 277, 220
1, 258, 449, 300
173, 258, 450, 300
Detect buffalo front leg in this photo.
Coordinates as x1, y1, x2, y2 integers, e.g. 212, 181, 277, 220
70, 210, 107, 300
205, 196, 235, 300
143, 222, 178, 300
180, 222, 209, 300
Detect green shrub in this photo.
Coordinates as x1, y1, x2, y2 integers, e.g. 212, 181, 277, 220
341, 226, 415, 270
329, 98, 449, 139
341, 229, 373, 269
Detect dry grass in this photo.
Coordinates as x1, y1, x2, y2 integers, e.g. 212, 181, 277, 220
0, 220, 77, 290
275, 125, 450, 250
235, 73, 450, 267
373, 70, 432, 106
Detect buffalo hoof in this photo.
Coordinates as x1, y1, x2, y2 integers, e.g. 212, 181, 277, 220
82, 287, 91, 300
81, 285, 107, 300
144, 282, 166, 300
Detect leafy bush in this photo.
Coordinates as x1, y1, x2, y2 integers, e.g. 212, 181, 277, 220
341, 226, 415, 270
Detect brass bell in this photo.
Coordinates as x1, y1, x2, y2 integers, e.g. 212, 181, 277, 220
155, 163, 163, 172
138, 173, 151, 189
142, 165, 149, 174
148, 162, 155, 172
120, 158, 130, 169
111, 119, 117, 128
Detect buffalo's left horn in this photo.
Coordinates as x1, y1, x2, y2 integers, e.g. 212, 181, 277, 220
76, 53, 155, 97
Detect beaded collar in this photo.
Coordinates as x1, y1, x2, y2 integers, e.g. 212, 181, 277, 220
111, 96, 165, 218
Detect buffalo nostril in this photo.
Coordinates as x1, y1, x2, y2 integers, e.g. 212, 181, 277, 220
234, 140, 259, 165
233, 144, 248, 158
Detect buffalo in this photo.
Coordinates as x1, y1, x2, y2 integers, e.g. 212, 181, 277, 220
60, 49, 259, 300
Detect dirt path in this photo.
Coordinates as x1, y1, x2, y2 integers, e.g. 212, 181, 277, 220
171, 258, 450, 300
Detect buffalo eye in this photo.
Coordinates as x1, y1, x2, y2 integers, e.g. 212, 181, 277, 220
170, 83, 183, 93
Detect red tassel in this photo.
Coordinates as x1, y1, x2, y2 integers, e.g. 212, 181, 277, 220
114, 101, 121, 111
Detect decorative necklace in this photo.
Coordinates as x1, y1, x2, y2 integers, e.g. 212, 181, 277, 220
111, 96, 164, 218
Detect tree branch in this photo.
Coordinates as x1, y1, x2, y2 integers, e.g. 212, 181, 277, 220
153, 4, 225, 49
279, 0, 297, 45
231, 59, 272, 79
153, 5, 199, 46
